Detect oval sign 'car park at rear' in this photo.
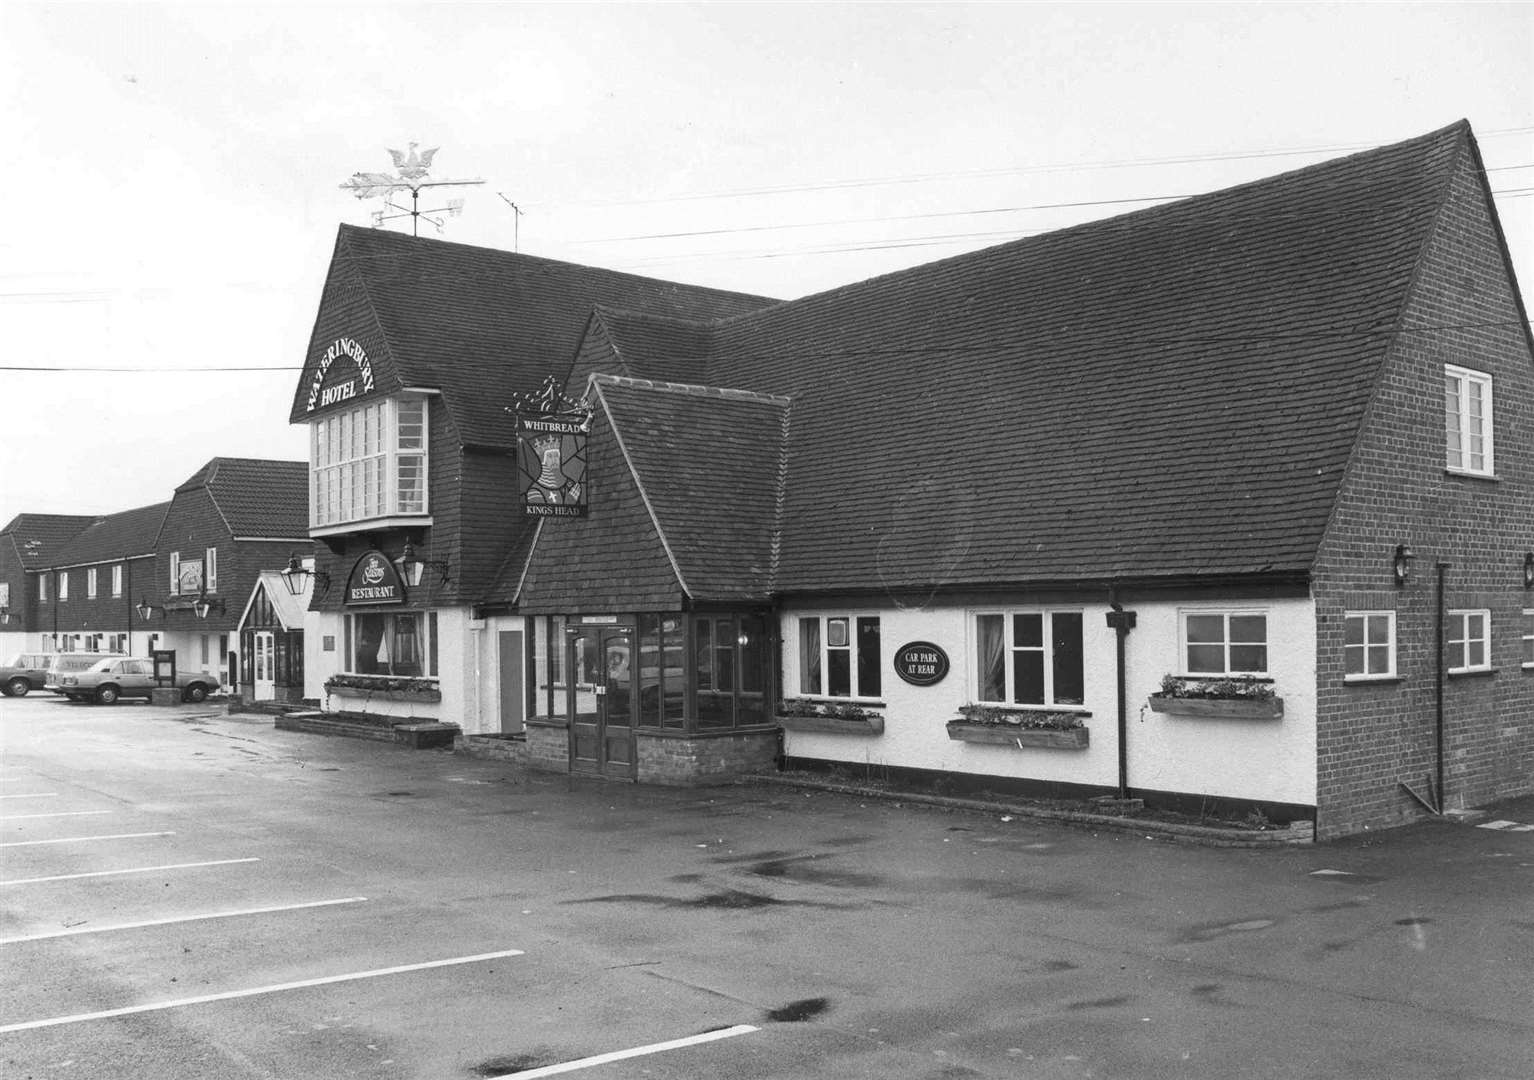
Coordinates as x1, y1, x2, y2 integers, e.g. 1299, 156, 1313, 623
894, 641, 950, 686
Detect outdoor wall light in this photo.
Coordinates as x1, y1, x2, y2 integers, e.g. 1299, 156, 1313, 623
1523, 552, 1534, 589
279, 552, 330, 597
1393, 544, 1415, 587
135, 598, 160, 620
0, 606, 10, 624
395, 540, 451, 588
192, 596, 226, 619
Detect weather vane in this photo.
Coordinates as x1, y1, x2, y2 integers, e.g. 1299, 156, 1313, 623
338, 143, 486, 237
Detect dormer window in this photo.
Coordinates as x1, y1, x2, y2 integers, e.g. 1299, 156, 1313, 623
311, 396, 429, 531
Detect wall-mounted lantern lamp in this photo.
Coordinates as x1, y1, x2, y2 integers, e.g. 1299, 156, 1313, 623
1523, 552, 1534, 589
394, 540, 451, 588
279, 552, 329, 598
135, 598, 160, 621
192, 596, 226, 619
0, 606, 11, 624
1393, 544, 1415, 587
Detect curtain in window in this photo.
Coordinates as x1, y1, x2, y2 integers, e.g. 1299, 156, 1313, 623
976, 614, 1005, 701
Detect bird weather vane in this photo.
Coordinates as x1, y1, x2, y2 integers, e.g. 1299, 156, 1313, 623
339, 143, 486, 236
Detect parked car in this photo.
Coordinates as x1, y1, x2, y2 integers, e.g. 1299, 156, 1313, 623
57, 657, 220, 705
1, 652, 57, 697
42, 653, 120, 694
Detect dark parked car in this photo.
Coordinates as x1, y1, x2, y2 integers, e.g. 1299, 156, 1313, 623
57, 657, 220, 705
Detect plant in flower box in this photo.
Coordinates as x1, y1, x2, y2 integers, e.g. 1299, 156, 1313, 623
1148, 675, 1283, 719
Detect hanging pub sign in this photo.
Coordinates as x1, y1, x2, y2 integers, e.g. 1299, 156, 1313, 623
894, 641, 950, 686
345, 550, 406, 605
510, 376, 592, 517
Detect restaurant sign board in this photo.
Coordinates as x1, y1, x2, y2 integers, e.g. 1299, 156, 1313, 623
894, 641, 950, 686
346, 550, 405, 606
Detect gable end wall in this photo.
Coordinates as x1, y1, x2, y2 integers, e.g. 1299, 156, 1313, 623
1313, 147, 1534, 839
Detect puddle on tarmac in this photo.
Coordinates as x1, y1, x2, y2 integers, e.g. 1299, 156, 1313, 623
470, 1052, 554, 1076
565, 889, 839, 910
766, 996, 830, 1022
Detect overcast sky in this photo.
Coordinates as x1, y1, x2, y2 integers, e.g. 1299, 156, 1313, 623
2, 2, 1530, 528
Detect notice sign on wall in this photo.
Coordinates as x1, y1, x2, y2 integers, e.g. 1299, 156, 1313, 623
894, 641, 950, 686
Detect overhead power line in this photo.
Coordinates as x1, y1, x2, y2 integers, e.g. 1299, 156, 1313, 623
530, 126, 1534, 210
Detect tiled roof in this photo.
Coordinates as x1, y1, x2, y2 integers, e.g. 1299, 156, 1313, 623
593, 377, 789, 601
1, 515, 99, 570
590, 307, 716, 384
293, 226, 779, 448
664, 121, 1474, 590
51, 503, 170, 567
176, 458, 309, 538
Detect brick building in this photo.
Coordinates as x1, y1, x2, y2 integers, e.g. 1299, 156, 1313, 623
1, 458, 310, 696
285, 121, 1530, 838
500, 121, 1529, 838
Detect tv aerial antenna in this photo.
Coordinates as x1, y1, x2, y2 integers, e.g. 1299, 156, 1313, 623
339, 144, 485, 237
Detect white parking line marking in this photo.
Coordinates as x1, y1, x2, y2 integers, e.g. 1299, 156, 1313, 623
0, 831, 173, 848
490, 1025, 761, 1078
0, 896, 369, 945
0, 949, 525, 1033
1477, 820, 1518, 830
2, 810, 112, 821
0, 793, 59, 800
1310, 869, 1353, 876
0, 857, 261, 887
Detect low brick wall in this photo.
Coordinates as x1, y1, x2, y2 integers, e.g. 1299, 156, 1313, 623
524, 718, 571, 774
636, 727, 779, 786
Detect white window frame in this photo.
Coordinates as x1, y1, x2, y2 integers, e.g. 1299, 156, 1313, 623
1521, 609, 1534, 670
111, 564, 123, 598
971, 608, 1087, 708
169, 551, 180, 596
1180, 609, 1269, 676
205, 547, 218, 593
310, 395, 430, 531
344, 610, 438, 678
39, 573, 48, 602
58, 571, 69, 602
1445, 364, 1494, 477
796, 613, 882, 700
86, 567, 98, 599
1446, 609, 1491, 674
1343, 610, 1397, 681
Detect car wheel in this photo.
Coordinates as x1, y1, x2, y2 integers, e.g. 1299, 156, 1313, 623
183, 683, 209, 704
95, 684, 120, 706
5, 677, 28, 697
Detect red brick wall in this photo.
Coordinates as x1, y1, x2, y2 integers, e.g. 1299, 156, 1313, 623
636, 729, 779, 786
1313, 141, 1534, 839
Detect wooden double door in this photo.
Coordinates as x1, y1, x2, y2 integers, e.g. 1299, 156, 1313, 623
569, 626, 636, 779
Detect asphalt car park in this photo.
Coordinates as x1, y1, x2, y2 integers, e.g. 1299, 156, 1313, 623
2, 691, 1532, 1079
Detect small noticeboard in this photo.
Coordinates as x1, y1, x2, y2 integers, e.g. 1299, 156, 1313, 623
894, 641, 949, 686
151, 649, 177, 688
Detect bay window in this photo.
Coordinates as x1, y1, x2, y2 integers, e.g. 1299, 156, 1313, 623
311, 396, 429, 529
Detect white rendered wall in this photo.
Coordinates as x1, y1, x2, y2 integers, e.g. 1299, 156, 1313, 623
779, 595, 1318, 806
1125, 597, 1317, 806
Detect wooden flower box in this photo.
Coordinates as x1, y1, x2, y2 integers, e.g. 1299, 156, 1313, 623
778, 713, 884, 736
1147, 694, 1283, 720
945, 721, 1089, 749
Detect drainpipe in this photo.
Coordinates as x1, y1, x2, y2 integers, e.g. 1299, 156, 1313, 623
1435, 562, 1450, 813
1105, 587, 1138, 800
